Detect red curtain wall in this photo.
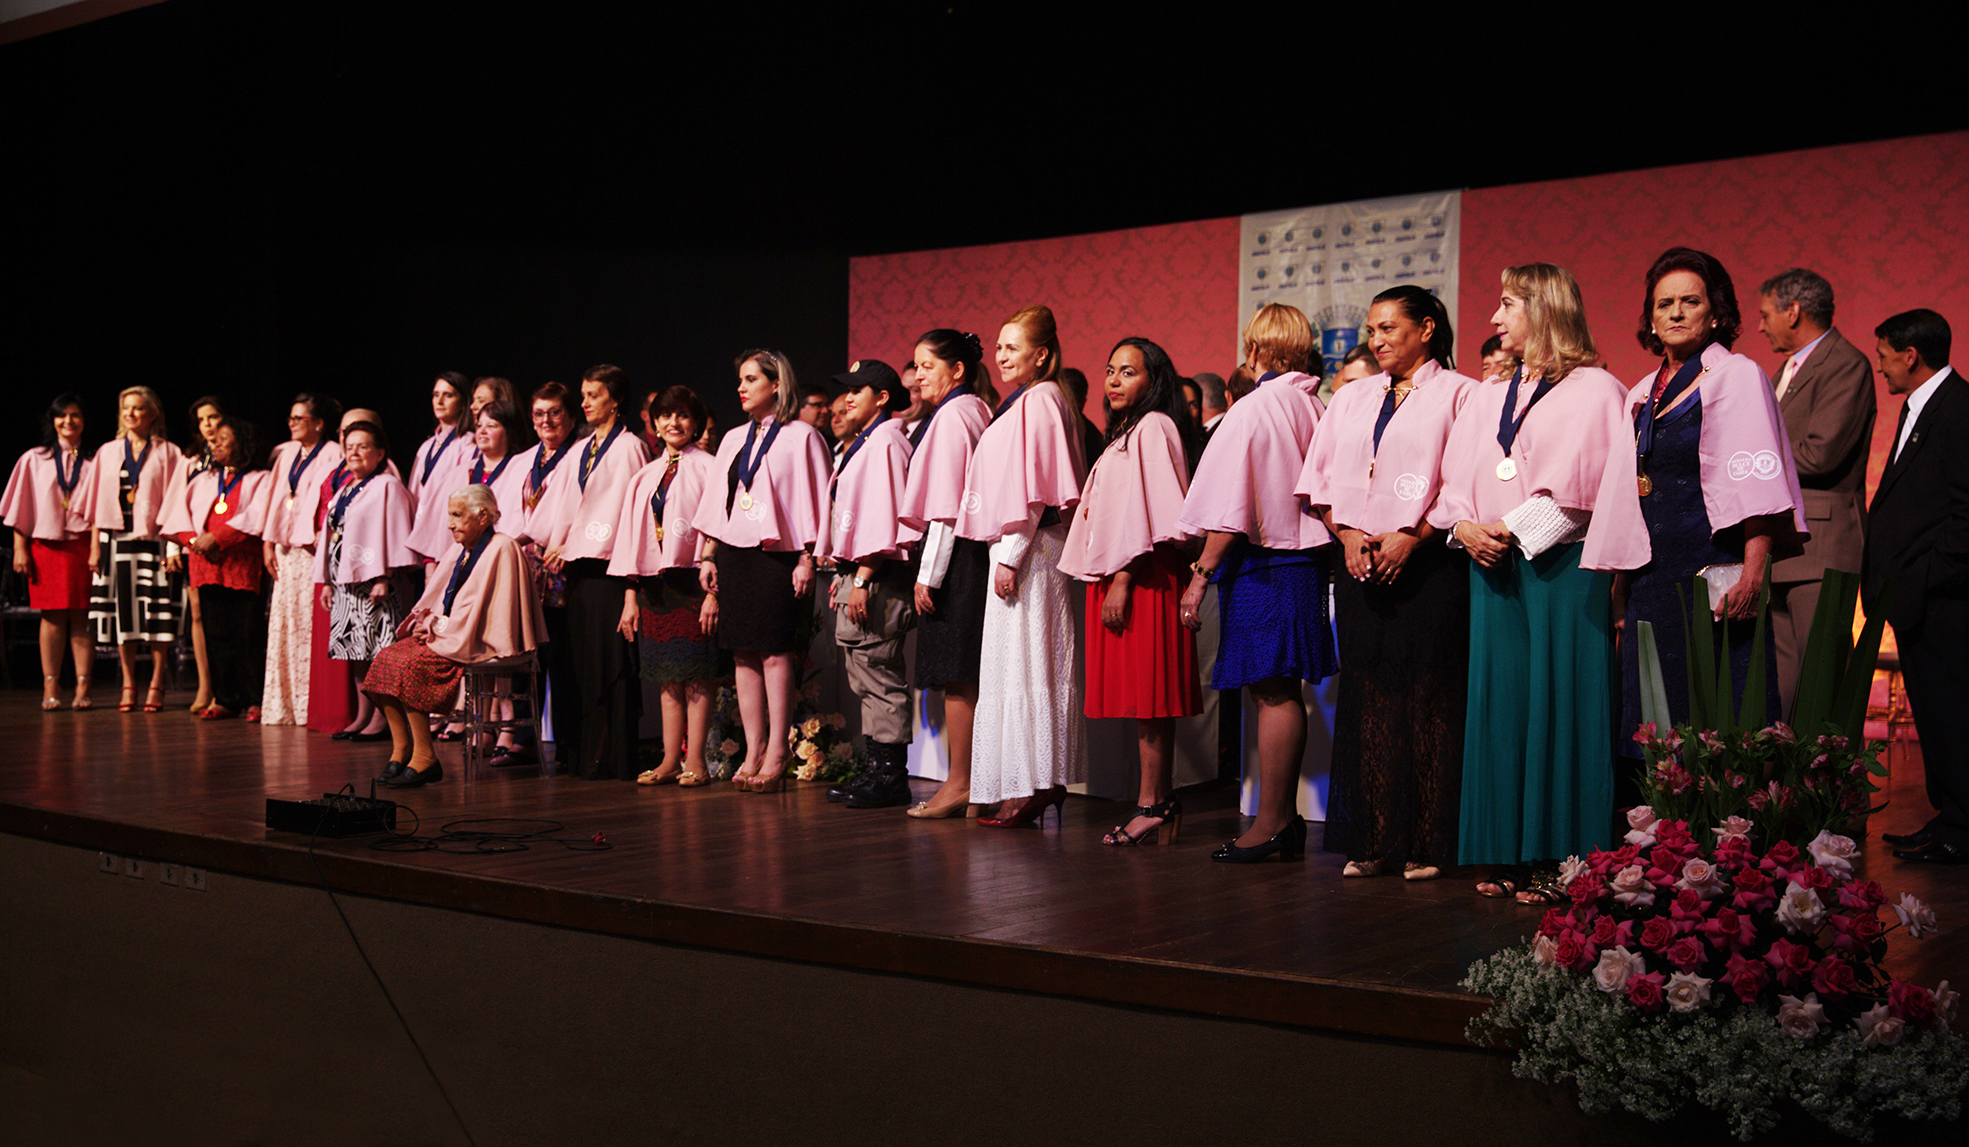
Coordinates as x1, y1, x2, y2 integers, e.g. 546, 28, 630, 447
850, 131, 1969, 460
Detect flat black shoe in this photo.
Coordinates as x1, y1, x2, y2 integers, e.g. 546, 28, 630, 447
378, 760, 406, 782
386, 761, 443, 788
1211, 815, 1307, 863
348, 730, 390, 743
1883, 827, 1935, 849
329, 730, 357, 741
1896, 841, 1969, 864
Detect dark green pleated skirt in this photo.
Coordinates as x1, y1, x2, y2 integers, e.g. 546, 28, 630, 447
1456, 541, 1618, 866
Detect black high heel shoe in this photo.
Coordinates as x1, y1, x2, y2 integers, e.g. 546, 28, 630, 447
978, 785, 1064, 829
1103, 797, 1182, 846
1211, 815, 1306, 863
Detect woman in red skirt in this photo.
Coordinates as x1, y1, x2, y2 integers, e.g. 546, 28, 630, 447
4, 394, 97, 710
1059, 337, 1202, 845
364, 484, 545, 787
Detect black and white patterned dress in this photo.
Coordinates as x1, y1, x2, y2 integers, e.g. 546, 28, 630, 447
324, 525, 403, 661
90, 465, 184, 646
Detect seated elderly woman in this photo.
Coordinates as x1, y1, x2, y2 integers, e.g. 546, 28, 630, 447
364, 484, 546, 788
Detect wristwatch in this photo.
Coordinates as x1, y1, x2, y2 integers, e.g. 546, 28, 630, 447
852, 574, 869, 589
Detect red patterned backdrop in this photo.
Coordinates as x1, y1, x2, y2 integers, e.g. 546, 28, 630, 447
1459, 131, 1969, 505
848, 218, 1241, 425
853, 132, 1968, 456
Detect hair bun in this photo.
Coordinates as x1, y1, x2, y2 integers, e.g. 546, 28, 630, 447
962, 332, 982, 352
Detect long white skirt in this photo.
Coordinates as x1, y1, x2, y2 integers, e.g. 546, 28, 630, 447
970, 522, 1086, 803
260, 545, 313, 725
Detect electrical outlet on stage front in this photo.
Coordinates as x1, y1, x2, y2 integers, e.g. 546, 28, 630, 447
159, 863, 181, 886
183, 868, 207, 892
98, 851, 118, 874
121, 857, 146, 879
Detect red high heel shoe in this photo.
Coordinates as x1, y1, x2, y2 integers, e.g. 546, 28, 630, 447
978, 785, 1064, 829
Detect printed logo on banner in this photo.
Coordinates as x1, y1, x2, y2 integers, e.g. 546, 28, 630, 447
1314, 304, 1369, 378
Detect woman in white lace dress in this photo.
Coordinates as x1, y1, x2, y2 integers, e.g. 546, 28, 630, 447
955, 305, 1088, 827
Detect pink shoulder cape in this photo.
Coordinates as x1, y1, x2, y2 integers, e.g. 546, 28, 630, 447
475, 452, 533, 539
608, 446, 720, 576
3, 447, 95, 541
545, 428, 652, 563
897, 392, 991, 530
1059, 412, 1192, 581
1178, 371, 1331, 549
162, 469, 275, 538
405, 532, 546, 664
816, 418, 920, 565
955, 380, 1086, 542
407, 428, 469, 500
256, 439, 345, 548
1581, 344, 1809, 571
406, 445, 476, 560
87, 437, 182, 537
690, 417, 831, 552
511, 442, 581, 544
1429, 365, 1630, 531
312, 472, 417, 585
1298, 362, 1475, 537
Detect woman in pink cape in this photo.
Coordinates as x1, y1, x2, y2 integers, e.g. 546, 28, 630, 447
1061, 337, 1201, 845
815, 360, 922, 809
1428, 263, 1628, 902
898, 329, 996, 819
85, 385, 185, 714
4, 394, 97, 710
405, 372, 473, 563
610, 385, 724, 786
692, 349, 831, 793
539, 364, 651, 781
1176, 303, 1337, 862
162, 416, 273, 721
1582, 248, 1807, 778
312, 420, 417, 741
365, 484, 547, 788
255, 392, 343, 726
1299, 286, 1477, 880
509, 382, 585, 763
955, 304, 1088, 827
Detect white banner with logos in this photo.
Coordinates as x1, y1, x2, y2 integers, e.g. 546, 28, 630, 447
1238, 191, 1461, 377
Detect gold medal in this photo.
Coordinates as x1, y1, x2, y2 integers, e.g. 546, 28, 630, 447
738, 490, 754, 511
653, 524, 665, 542
214, 498, 228, 514
1638, 472, 1654, 497
287, 494, 296, 509
1495, 458, 1517, 481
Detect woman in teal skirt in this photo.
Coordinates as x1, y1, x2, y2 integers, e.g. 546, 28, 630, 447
1429, 263, 1631, 903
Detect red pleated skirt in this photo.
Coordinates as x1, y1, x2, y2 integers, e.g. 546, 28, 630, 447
362, 637, 464, 715
1083, 547, 1201, 720
27, 536, 91, 611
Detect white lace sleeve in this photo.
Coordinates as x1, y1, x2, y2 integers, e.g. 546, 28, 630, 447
988, 508, 1037, 571
1501, 496, 1592, 558
916, 520, 955, 588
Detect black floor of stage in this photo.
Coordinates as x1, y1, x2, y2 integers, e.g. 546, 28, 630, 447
4, 692, 1964, 1048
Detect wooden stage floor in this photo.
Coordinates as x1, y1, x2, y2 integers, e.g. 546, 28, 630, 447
5, 693, 1963, 1048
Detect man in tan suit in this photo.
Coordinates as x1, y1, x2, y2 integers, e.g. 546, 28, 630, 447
1756, 268, 1876, 716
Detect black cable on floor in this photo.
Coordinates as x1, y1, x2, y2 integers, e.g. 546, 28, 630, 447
306, 785, 479, 1147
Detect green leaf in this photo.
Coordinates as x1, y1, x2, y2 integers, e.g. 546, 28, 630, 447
1637, 620, 1671, 733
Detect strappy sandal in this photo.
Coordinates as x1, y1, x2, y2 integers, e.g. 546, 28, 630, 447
71, 676, 93, 710
142, 684, 165, 713
1102, 797, 1181, 846
42, 677, 61, 711
1514, 872, 1568, 906
1475, 874, 1519, 898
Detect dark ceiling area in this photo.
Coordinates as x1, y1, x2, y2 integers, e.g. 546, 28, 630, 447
4, 1, 1960, 457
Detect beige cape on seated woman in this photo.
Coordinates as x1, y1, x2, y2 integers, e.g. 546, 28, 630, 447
401, 531, 547, 663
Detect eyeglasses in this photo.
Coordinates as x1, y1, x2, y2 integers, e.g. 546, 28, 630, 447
532, 410, 569, 423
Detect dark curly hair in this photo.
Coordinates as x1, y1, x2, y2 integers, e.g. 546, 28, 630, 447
1637, 247, 1740, 358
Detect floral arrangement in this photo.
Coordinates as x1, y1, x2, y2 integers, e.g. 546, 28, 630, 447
1464, 815, 1967, 1141
1630, 568, 1889, 847
1632, 722, 1885, 851
788, 711, 861, 784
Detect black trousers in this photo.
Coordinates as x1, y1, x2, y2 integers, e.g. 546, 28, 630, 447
199, 584, 265, 712
561, 559, 641, 780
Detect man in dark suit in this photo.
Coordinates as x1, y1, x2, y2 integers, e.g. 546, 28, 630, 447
1757, 269, 1877, 716
1863, 309, 1969, 863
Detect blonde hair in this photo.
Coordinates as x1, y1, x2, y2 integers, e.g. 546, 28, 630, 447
1003, 304, 1063, 382
1241, 303, 1316, 375
1501, 263, 1599, 383
736, 349, 802, 424
117, 385, 167, 441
